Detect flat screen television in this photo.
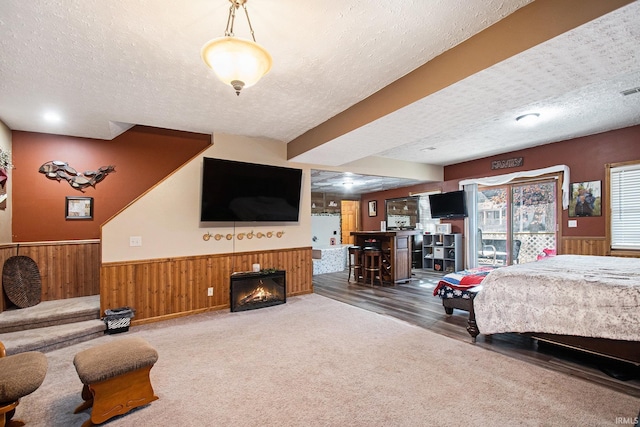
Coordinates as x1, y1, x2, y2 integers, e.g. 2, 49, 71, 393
428, 190, 468, 219
200, 157, 303, 222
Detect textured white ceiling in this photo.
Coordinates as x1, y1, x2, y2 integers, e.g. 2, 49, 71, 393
291, 1, 640, 167
1, 0, 639, 195
310, 169, 424, 196
0, 0, 530, 141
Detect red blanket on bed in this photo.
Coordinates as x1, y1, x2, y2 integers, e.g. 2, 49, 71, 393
432, 266, 495, 296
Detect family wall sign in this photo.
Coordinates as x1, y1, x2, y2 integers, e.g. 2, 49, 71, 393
491, 157, 523, 170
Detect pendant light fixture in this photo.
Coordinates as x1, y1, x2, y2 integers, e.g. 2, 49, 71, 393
201, 0, 272, 96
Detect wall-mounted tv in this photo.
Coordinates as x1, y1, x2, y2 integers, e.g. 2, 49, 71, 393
428, 190, 468, 219
201, 157, 303, 222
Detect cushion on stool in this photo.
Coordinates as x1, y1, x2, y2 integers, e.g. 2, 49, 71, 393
73, 337, 158, 385
0, 351, 48, 403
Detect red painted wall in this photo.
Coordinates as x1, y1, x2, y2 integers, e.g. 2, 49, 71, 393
361, 125, 640, 238
11, 126, 211, 241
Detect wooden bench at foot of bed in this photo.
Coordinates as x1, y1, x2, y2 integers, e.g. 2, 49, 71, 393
442, 296, 474, 315
434, 267, 494, 315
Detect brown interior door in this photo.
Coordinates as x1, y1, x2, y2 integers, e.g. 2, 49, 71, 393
341, 200, 359, 245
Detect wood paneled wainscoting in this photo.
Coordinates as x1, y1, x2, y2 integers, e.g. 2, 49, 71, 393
100, 247, 313, 325
0, 240, 101, 313
560, 237, 608, 256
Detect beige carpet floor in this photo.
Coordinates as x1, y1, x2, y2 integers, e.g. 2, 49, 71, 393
13, 294, 640, 426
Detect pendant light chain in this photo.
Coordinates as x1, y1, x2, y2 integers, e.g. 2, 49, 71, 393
224, 2, 236, 37
241, 3, 258, 43
224, 0, 257, 43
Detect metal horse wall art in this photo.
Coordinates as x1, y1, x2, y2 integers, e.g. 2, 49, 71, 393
39, 160, 115, 191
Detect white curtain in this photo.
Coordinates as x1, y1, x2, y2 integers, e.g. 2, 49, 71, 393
463, 184, 478, 268
458, 164, 570, 209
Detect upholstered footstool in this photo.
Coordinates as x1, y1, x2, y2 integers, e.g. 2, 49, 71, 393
0, 341, 48, 427
73, 337, 158, 427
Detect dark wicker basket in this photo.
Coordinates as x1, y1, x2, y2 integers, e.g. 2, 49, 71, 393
2, 255, 42, 308
104, 307, 135, 334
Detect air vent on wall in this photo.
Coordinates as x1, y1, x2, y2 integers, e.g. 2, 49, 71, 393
620, 86, 640, 96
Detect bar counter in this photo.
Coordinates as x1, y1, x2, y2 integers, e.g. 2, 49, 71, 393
350, 230, 421, 283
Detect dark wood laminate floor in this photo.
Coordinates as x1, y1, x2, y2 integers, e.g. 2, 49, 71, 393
313, 269, 640, 397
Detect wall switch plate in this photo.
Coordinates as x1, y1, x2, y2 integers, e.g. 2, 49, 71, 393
207, 287, 214, 296
568, 220, 577, 228
129, 236, 142, 247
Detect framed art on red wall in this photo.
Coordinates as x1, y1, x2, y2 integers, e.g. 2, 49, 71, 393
368, 200, 377, 217
66, 196, 93, 220
569, 181, 601, 217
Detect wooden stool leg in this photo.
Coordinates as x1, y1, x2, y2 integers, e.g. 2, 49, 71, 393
348, 251, 355, 282
348, 248, 363, 283
74, 384, 94, 414
78, 366, 158, 426
363, 254, 367, 282
0, 401, 20, 427
364, 254, 371, 286
370, 256, 375, 287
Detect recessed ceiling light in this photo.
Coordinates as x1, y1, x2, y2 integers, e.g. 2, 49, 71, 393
43, 111, 62, 123
515, 113, 540, 126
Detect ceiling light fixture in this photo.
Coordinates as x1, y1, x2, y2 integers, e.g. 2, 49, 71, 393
515, 113, 540, 126
43, 111, 62, 123
201, 0, 272, 96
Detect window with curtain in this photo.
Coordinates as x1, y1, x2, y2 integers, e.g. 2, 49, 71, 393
609, 162, 640, 250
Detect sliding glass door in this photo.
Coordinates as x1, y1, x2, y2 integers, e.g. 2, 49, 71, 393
477, 179, 557, 265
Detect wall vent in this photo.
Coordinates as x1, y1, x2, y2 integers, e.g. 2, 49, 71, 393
620, 86, 640, 96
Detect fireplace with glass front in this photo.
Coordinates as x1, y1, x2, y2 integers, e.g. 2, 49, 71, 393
230, 270, 286, 312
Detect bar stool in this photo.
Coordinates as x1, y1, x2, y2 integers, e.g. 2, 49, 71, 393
347, 246, 363, 283
363, 247, 384, 287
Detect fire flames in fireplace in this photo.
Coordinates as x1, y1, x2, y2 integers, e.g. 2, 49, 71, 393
239, 282, 279, 306
230, 271, 286, 312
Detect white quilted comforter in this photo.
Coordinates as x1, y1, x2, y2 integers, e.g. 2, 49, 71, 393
473, 255, 640, 341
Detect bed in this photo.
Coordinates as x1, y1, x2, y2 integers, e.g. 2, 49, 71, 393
467, 255, 640, 365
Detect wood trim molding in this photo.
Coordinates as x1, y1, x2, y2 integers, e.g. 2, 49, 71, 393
605, 160, 640, 257
0, 239, 100, 249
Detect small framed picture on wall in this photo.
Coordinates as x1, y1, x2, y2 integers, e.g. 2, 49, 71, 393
569, 181, 601, 217
368, 200, 377, 217
66, 196, 94, 220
